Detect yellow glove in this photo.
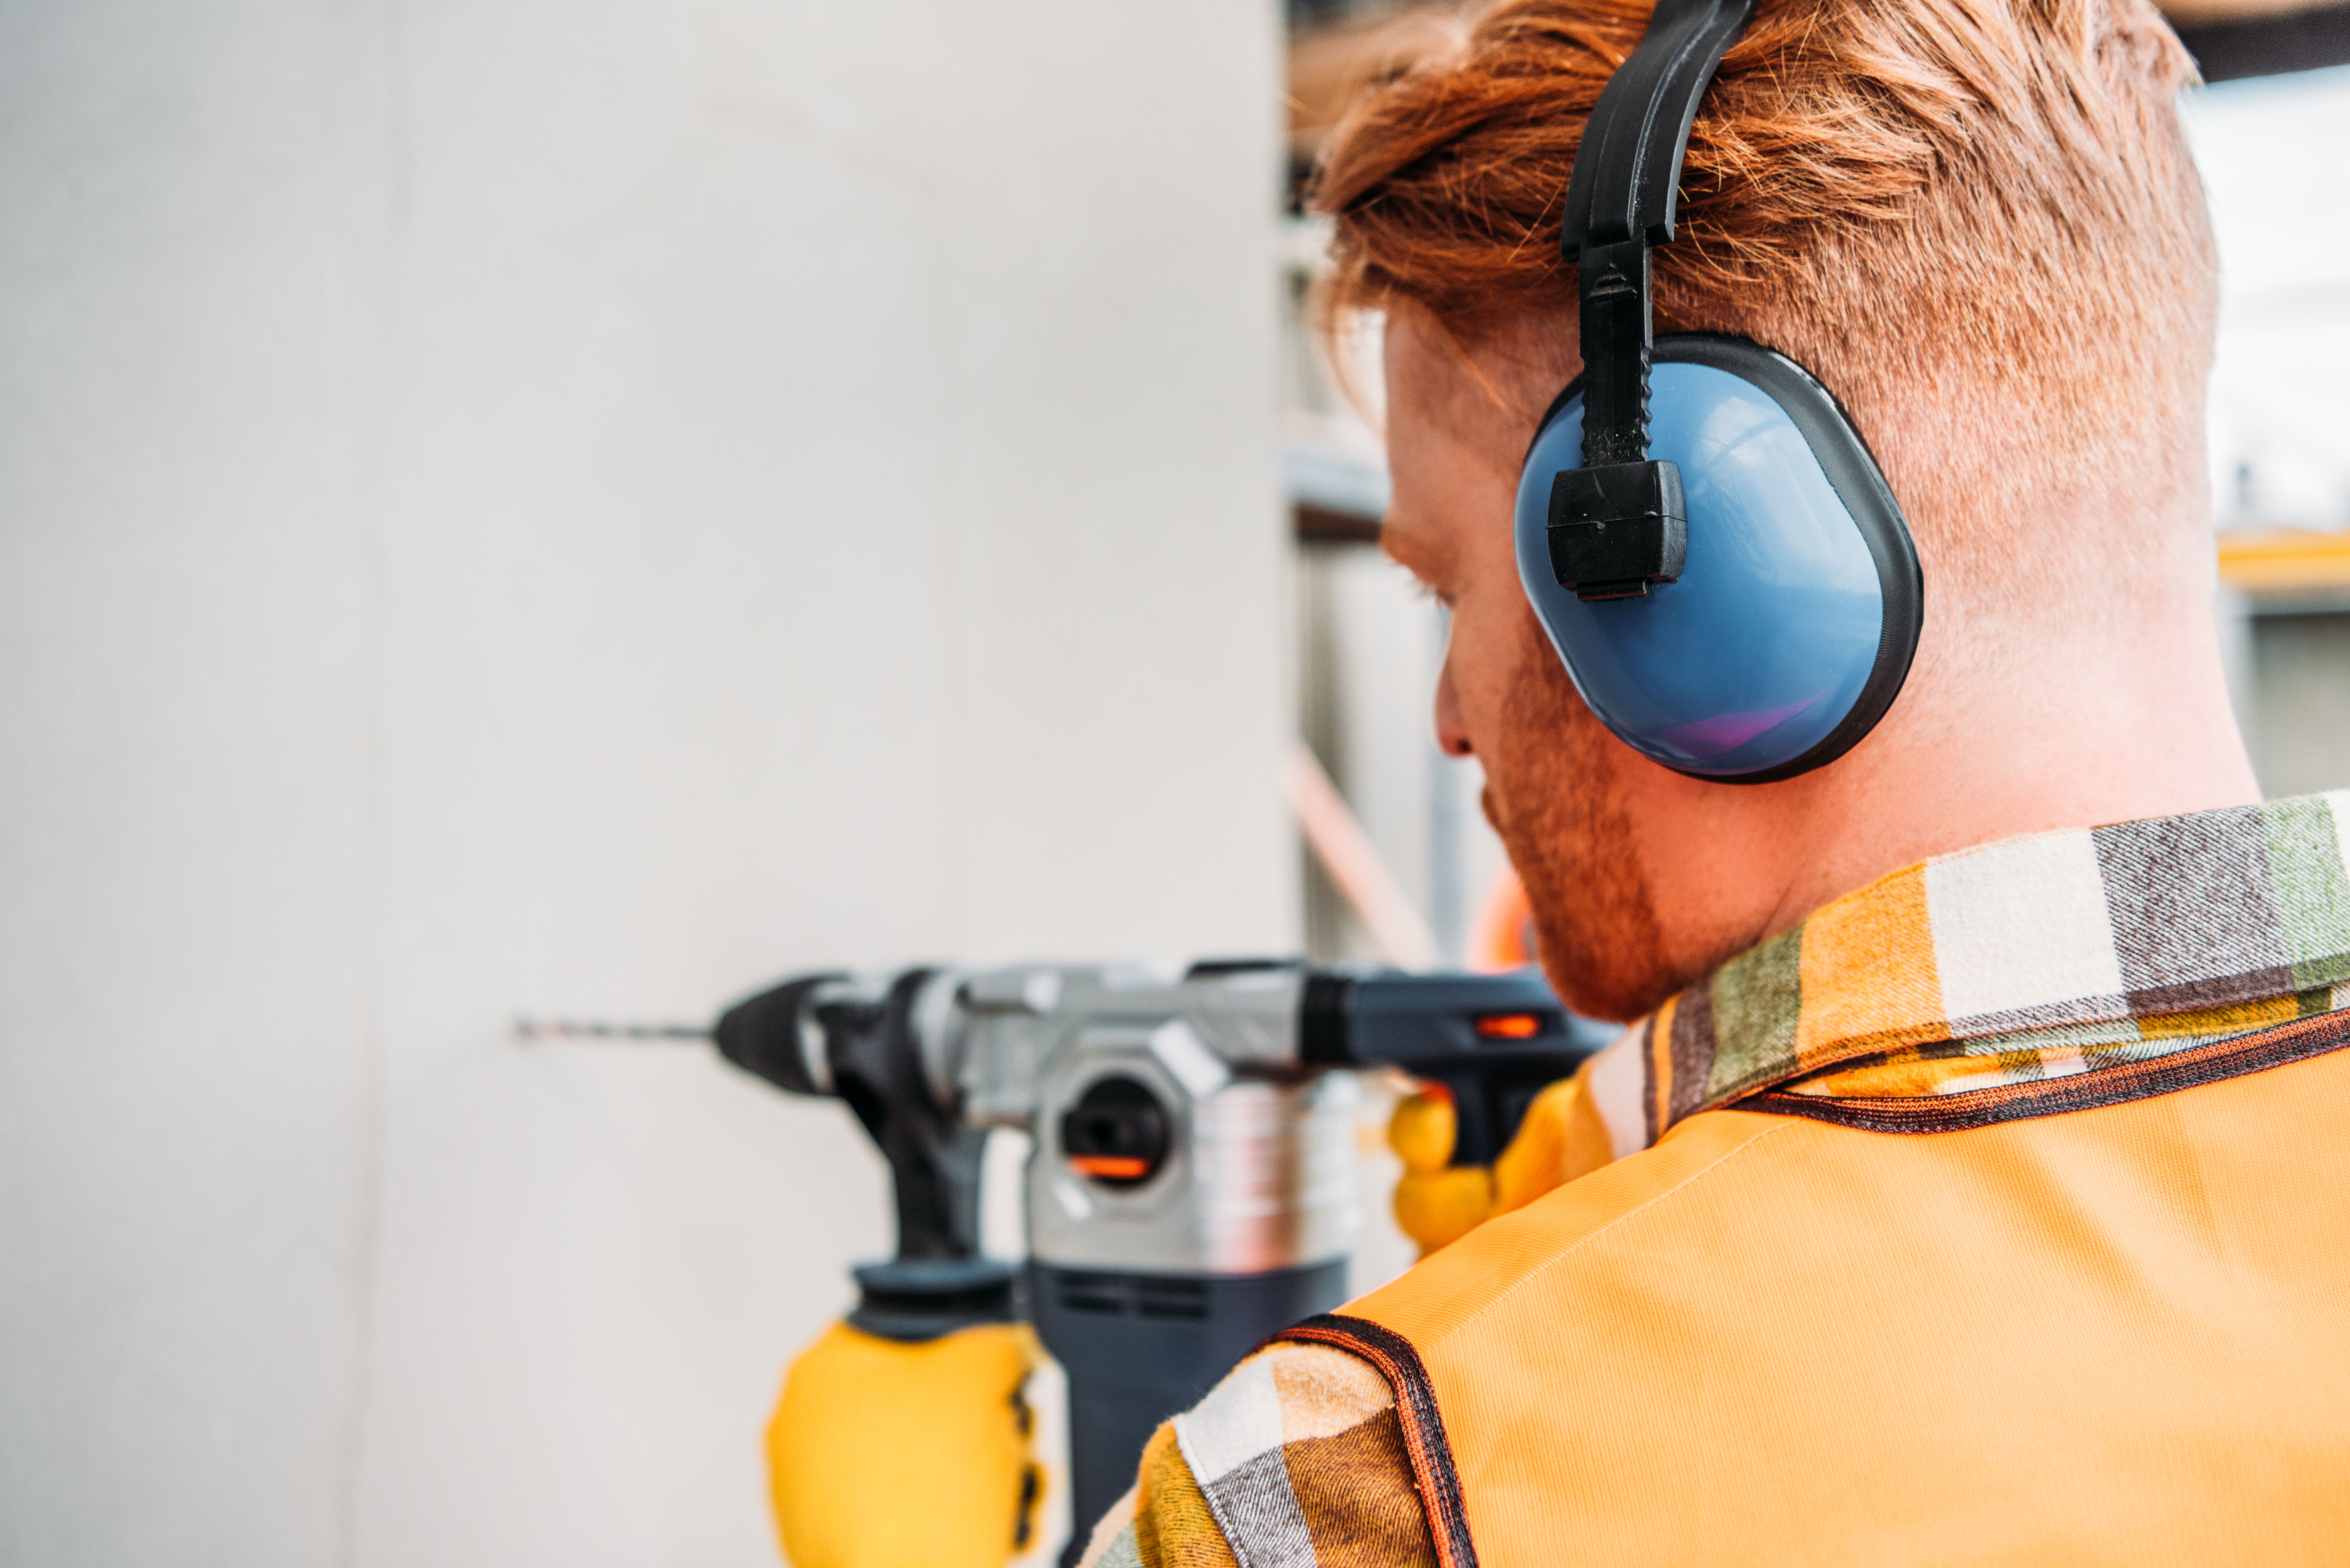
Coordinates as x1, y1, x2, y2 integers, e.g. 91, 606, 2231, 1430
768, 1319, 1043, 1568
1388, 1067, 1614, 1256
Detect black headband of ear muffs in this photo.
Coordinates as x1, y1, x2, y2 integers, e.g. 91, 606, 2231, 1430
1544, 0, 1756, 593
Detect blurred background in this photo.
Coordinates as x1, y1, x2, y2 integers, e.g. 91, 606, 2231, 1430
3, 1, 2346, 1563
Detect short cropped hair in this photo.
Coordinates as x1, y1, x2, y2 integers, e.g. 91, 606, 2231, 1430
1316, 0, 2217, 597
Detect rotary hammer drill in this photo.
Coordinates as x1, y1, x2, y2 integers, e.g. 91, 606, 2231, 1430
704, 957, 1609, 1544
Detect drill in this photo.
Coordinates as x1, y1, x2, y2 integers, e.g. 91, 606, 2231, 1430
705, 958, 1611, 1548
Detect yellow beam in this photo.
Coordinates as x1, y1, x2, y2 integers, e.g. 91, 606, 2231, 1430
2218, 529, 2350, 593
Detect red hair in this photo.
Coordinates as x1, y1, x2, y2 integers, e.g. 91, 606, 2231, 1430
1315, 0, 2217, 597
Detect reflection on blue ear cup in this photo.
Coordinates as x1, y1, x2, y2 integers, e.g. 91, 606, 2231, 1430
1513, 352, 1906, 780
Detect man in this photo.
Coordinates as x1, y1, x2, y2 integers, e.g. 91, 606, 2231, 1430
1080, 0, 2350, 1560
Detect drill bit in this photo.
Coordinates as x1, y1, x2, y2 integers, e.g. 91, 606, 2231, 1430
512, 1017, 712, 1042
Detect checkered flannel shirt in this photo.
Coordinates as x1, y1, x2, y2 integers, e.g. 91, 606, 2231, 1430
1080, 791, 2350, 1568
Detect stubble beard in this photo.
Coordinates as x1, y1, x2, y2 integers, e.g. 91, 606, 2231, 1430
1486, 615, 1687, 1023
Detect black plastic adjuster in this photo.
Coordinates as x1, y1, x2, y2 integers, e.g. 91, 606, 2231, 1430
1546, 459, 1688, 600
848, 1257, 1021, 1342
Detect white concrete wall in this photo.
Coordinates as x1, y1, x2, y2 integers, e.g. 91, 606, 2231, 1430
0, 2, 1289, 1563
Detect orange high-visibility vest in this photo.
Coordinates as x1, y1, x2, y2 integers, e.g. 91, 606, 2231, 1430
1299, 1025, 2350, 1565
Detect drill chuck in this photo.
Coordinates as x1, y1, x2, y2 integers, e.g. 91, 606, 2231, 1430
713, 972, 844, 1096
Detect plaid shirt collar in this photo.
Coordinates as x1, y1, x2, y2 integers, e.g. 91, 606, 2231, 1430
1581, 791, 2350, 1159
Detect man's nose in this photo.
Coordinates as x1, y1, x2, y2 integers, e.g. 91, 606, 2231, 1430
1435, 658, 1474, 758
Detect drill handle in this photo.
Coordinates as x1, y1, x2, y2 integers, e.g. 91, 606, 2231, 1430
1400, 1061, 1582, 1166
1303, 968, 1614, 1165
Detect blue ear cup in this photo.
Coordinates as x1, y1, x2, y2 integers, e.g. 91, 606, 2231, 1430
1513, 334, 1923, 783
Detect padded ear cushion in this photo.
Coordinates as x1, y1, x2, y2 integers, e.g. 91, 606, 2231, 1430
1513, 333, 1923, 782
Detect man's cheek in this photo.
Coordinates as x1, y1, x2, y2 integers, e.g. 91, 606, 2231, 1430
1489, 622, 1679, 1021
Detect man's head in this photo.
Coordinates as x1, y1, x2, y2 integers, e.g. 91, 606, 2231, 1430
1322, 0, 2256, 1019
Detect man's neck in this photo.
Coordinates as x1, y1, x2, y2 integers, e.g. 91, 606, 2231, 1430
1634, 585, 2262, 977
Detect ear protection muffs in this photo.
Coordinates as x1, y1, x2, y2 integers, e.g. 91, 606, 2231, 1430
1513, 0, 1923, 783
